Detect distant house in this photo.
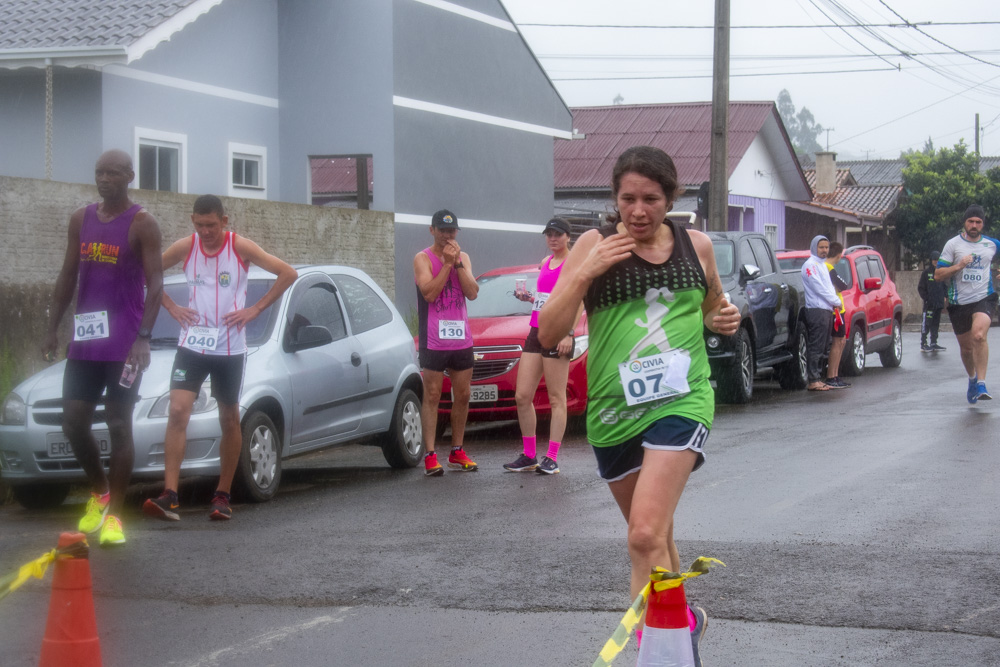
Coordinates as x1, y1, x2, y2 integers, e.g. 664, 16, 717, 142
0, 0, 572, 313
553, 101, 812, 250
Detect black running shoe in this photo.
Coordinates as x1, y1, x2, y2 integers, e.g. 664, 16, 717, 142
536, 456, 560, 474
142, 490, 180, 521
209, 492, 232, 521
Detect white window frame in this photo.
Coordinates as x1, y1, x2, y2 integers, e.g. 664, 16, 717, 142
764, 224, 778, 250
228, 142, 267, 199
134, 128, 188, 193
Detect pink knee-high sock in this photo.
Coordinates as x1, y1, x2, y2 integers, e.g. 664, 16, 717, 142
522, 436, 536, 459
636, 629, 642, 648
687, 605, 697, 631
546, 440, 561, 460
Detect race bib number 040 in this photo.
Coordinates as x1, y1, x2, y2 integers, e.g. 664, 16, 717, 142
438, 319, 466, 340
182, 326, 219, 352
618, 349, 692, 407
73, 311, 110, 341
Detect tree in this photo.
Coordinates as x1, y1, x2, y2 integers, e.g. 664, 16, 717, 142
777, 89, 824, 156
900, 136, 934, 159
894, 141, 1000, 263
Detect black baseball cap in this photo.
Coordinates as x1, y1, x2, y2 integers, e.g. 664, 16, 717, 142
431, 209, 459, 229
542, 217, 571, 235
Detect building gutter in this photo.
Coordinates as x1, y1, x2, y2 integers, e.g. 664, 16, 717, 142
0, 46, 128, 70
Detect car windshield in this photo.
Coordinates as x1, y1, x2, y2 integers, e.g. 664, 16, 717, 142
466, 272, 538, 318
712, 240, 736, 277
150, 279, 277, 347
778, 256, 807, 272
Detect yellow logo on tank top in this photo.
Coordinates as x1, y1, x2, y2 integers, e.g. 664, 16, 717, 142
80, 242, 119, 264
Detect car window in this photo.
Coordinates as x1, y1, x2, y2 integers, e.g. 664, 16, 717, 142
712, 240, 736, 276
778, 256, 806, 272
748, 238, 775, 275
855, 257, 872, 285
330, 274, 393, 334
150, 279, 276, 347
868, 256, 886, 280
287, 283, 347, 344
466, 273, 538, 318
834, 258, 853, 289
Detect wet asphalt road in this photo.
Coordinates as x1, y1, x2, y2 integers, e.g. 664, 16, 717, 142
1, 331, 999, 666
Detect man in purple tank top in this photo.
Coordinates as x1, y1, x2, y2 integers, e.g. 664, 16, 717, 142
413, 209, 480, 476
41, 149, 163, 547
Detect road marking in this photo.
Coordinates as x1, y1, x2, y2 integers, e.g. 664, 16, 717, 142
175, 608, 353, 666
956, 600, 1000, 624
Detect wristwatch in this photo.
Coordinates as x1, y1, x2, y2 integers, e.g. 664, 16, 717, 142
137, 327, 152, 339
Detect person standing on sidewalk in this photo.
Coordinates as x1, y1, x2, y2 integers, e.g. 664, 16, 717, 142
41, 149, 163, 546
414, 209, 480, 476
801, 235, 842, 392
918, 250, 947, 352
503, 218, 582, 475
935, 205, 1000, 403
824, 242, 851, 389
143, 195, 296, 521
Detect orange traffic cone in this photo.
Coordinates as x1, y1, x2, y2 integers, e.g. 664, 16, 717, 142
635, 582, 693, 667
39, 532, 102, 667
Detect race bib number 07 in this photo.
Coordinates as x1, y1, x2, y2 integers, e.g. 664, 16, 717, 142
182, 326, 219, 352
73, 311, 110, 341
438, 319, 466, 340
618, 349, 692, 407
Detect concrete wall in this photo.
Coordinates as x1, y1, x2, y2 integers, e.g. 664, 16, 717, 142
0, 175, 395, 388
896, 270, 923, 324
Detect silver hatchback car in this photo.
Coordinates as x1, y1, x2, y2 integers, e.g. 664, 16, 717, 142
0, 265, 425, 508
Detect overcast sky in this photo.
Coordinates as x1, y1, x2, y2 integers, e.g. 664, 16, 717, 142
501, 0, 1000, 160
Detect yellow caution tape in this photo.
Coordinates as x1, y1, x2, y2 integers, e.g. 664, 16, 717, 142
592, 557, 725, 667
0, 538, 90, 602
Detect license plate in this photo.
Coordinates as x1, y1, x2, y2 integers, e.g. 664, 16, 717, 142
461, 384, 498, 403
46, 431, 111, 459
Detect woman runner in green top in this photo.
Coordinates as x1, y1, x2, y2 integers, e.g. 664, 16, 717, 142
539, 146, 739, 652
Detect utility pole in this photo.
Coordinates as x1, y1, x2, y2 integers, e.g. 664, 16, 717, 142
708, 0, 730, 232
975, 113, 981, 172
825, 128, 835, 151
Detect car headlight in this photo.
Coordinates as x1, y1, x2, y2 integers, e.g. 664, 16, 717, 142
147, 385, 218, 419
0, 392, 26, 425
571, 334, 589, 361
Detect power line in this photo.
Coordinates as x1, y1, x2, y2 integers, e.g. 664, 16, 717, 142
516, 21, 1000, 29
550, 66, 899, 82
876, 0, 1000, 69
535, 50, 1000, 62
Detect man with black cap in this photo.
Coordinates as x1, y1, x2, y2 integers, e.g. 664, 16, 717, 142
414, 209, 480, 476
935, 205, 1000, 402
917, 249, 947, 352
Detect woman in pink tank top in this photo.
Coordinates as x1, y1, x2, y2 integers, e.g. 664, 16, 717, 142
503, 218, 581, 475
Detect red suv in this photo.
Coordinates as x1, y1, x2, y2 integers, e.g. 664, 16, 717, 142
777, 245, 903, 375
426, 264, 589, 432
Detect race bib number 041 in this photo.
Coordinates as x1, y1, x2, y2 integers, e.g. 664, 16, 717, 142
618, 349, 692, 407
438, 319, 466, 340
73, 311, 109, 341
182, 326, 219, 352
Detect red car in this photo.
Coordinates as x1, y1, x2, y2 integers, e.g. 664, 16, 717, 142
426, 264, 589, 431
777, 245, 903, 375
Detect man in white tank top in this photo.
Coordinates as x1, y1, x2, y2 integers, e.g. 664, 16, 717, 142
143, 195, 297, 522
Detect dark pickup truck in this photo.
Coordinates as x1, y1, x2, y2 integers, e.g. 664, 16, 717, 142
704, 232, 809, 403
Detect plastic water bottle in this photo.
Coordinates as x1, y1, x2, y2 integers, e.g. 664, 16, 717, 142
119, 362, 138, 388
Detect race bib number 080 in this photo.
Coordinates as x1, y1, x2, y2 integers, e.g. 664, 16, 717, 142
438, 319, 466, 340
73, 311, 110, 341
182, 325, 219, 352
618, 349, 692, 406
962, 267, 987, 283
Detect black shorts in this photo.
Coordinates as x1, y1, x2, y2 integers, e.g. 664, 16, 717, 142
591, 415, 708, 482
63, 359, 142, 404
831, 312, 847, 339
419, 347, 474, 373
170, 348, 246, 405
523, 327, 561, 358
947, 296, 996, 336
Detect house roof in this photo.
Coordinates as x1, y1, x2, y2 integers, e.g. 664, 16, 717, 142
554, 101, 810, 200
0, 0, 222, 68
801, 166, 901, 220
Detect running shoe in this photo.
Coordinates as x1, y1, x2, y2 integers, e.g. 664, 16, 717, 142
424, 452, 444, 477
503, 453, 538, 472
825, 377, 851, 389
920, 344, 931, 352
536, 456, 560, 474
968, 377, 980, 404
209, 492, 232, 521
142, 490, 180, 521
690, 606, 708, 667
78, 492, 110, 534
99, 515, 125, 547
447, 448, 478, 471
977, 382, 992, 401
931, 344, 947, 351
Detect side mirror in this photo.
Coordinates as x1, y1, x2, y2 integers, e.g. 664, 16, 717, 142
863, 277, 882, 291
287, 325, 333, 352
739, 264, 762, 284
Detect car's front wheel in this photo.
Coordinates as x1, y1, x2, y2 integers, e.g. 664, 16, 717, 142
11, 483, 71, 509
233, 410, 282, 503
380, 388, 424, 468
843, 326, 866, 376
878, 319, 903, 368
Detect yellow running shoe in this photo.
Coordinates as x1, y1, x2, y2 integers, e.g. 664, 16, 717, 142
99, 515, 125, 547
78, 492, 110, 534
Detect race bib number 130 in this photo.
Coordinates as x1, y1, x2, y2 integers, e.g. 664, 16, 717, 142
618, 349, 692, 406
438, 319, 466, 340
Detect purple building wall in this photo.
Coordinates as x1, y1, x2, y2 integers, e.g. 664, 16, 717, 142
726, 195, 786, 249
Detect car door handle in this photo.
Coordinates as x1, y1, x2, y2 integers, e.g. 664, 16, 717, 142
351, 352, 362, 367
763, 287, 772, 293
